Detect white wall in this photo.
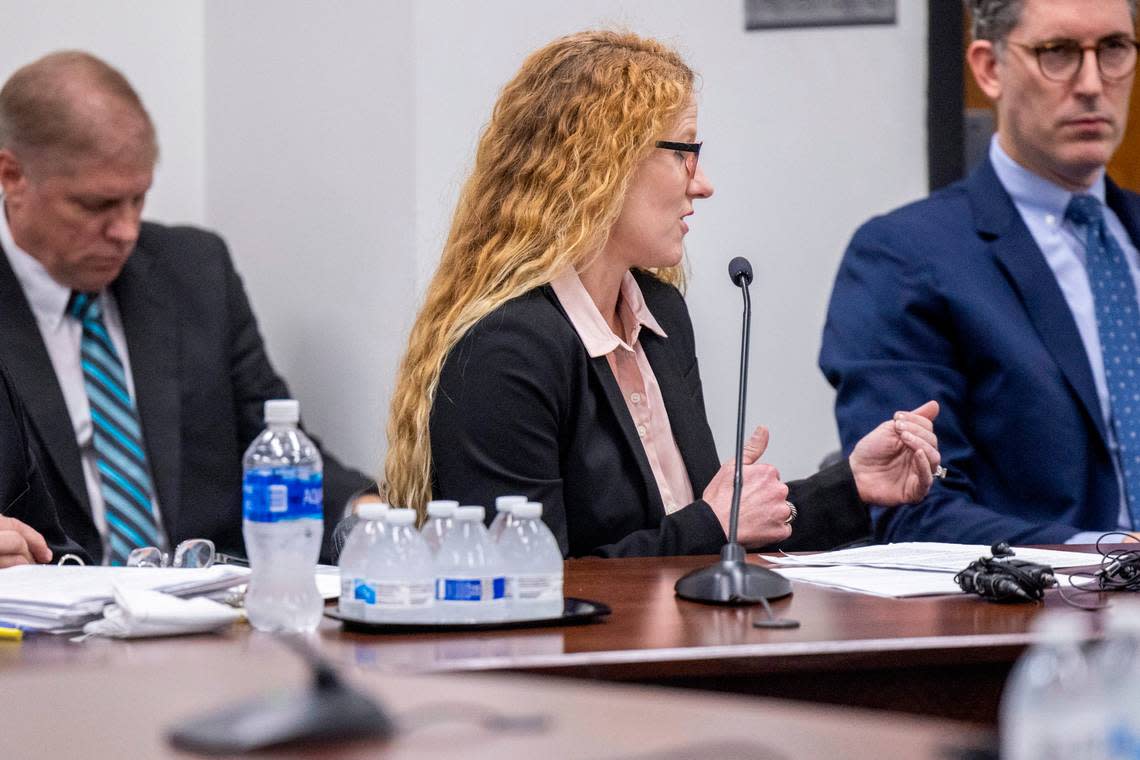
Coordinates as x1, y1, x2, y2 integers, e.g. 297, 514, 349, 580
203, 1, 416, 477
0, 1, 930, 482
0, 0, 206, 225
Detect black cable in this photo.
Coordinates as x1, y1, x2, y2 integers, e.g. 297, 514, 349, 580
954, 542, 1057, 603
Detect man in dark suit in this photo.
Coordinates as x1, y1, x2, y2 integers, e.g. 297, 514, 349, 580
820, 0, 1140, 544
0, 51, 370, 564
0, 360, 88, 566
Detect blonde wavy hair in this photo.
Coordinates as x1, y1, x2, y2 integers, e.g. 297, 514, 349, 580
384, 29, 695, 515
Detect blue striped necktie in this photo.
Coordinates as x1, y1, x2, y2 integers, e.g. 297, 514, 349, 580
1066, 194, 1140, 529
67, 292, 162, 564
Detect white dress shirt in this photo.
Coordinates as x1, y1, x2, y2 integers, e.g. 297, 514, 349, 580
0, 200, 167, 561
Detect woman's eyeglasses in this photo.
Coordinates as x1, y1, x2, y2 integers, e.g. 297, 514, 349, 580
655, 140, 702, 178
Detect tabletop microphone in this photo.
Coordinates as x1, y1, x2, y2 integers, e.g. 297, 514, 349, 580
675, 257, 796, 626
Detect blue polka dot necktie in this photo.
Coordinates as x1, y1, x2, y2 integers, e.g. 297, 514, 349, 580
67, 292, 163, 564
1066, 194, 1140, 529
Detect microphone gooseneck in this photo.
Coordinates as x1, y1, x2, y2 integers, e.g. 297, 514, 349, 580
673, 257, 794, 616
727, 259, 752, 545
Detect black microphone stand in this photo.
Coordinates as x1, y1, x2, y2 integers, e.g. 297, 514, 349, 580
675, 258, 796, 627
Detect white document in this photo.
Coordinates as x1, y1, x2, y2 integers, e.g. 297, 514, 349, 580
773, 564, 1072, 598
0, 565, 250, 632
759, 542, 1101, 572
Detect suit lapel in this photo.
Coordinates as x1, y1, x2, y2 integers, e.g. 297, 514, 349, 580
586, 353, 665, 520
0, 248, 90, 512
540, 286, 665, 520
640, 332, 717, 493
111, 245, 182, 536
971, 159, 1109, 445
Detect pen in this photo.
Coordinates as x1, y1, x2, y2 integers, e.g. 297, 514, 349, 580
0, 626, 23, 641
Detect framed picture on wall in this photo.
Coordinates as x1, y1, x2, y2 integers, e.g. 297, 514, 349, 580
744, 0, 896, 31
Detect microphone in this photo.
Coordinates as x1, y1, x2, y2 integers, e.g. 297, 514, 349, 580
728, 256, 752, 287
675, 258, 796, 627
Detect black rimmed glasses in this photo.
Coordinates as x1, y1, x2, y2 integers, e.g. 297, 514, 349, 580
655, 140, 702, 178
1009, 36, 1140, 82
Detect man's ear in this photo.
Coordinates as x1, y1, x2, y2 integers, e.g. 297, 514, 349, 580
0, 149, 29, 202
966, 39, 1003, 101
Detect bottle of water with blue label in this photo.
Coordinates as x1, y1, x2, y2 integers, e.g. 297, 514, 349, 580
342, 509, 435, 623
434, 506, 506, 622
242, 399, 324, 632
498, 502, 563, 620
421, 499, 458, 555
336, 502, 388, 621
488, 495, 527, 543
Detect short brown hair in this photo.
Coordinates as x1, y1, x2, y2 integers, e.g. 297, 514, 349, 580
0, 50, 157, 173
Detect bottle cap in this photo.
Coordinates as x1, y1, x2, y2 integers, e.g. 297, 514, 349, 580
455, 505, 486, 522
512, 502, 542, 519
357, 502, 390, 521
385, 509, 417, 526
427, 499, 459, 517
495, 495, 527, 512
264, 399, 300, 424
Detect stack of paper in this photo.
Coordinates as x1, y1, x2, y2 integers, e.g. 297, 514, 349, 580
0, 565, 250, 633
756, 542, 1097, 598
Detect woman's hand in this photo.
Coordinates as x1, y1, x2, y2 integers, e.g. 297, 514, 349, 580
701, 425, 794, 547
849, 400, 942, 506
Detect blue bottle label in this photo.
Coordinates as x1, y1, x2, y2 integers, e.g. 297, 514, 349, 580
243, 468, 322, 522
436, 577, 507, 601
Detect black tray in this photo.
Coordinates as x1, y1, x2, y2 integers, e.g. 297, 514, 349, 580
326, 596, 610, 633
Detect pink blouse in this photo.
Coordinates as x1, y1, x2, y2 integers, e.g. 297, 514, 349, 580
550, 269, 695, 514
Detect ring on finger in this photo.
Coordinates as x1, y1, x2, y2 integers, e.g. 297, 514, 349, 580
783, 500, 797, 525
933, 465, 948, 480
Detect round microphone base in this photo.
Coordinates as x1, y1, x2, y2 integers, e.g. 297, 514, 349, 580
674, 543, 793, 605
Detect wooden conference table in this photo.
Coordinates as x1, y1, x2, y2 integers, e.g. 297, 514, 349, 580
2, 550, 1100, 731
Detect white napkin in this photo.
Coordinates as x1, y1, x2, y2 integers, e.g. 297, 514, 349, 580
81, 584, 240, 639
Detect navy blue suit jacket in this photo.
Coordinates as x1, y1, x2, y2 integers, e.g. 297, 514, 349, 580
819, 158, 1140, 544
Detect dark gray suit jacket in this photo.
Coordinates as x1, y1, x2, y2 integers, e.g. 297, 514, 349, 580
0, 360, 88, 562
0, 222, 371, 563
428, 271, 868, 558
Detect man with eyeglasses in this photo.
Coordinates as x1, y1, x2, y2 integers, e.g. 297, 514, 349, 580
819, 0, 1140, 545
0, 51, 372, 565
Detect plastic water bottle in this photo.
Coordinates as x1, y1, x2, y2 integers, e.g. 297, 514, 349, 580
343, 509, 435, 623
434, 506, 506, 622
1001, 612, 1103, 760
336, 502, 388, 621
242, 399, 324, 632
1095, 601, 1140, 758
498, 502, 563, 620
488, 495, 527, 542
421, 499, 458, 555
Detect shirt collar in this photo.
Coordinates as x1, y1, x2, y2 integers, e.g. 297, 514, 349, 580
0, 196, 72, 330
549, 268, 667, 359
989, 135, 1106, 218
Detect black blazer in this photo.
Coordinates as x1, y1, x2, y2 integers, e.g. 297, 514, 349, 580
431, 271, 868, 558
0, 223, 371, 563
0, 361, 88, 562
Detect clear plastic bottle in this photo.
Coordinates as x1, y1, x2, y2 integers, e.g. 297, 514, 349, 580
1001, 612, 1102, 760
1095, 601, 1140, 759
488, 495, 527, 543
241, 399, 324, 632
421, 499, 458, 555
434, 506, 506, 622
350, 509, 435, 623
497, 501, 563, 620
336, 502, 388, 621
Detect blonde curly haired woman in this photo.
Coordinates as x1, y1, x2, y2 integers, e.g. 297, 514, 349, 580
381, 30, 942, 558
